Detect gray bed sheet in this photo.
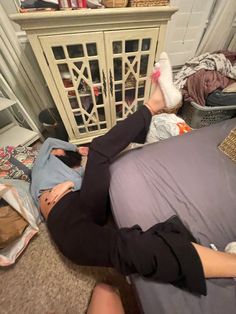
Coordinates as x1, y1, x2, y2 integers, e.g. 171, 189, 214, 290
109, 118, 236, 314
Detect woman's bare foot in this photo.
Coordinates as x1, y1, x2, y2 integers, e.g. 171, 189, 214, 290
77, 146, 89, 156
145, 84, 167, 115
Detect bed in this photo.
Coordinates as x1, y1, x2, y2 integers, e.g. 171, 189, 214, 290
109, 117, 236, 314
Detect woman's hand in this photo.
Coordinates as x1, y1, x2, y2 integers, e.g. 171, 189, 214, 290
77, 146, 89, 156
46, 181, 74, 205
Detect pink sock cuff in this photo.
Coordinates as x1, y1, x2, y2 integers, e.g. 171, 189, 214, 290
151, 68, 161, 83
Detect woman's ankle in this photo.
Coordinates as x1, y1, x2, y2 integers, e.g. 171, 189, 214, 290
145, 100, 164, 115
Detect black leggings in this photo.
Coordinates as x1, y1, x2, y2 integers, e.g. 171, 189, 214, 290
47, 106, 206, 295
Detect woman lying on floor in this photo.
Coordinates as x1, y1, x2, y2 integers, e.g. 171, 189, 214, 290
30, 53, 236, 296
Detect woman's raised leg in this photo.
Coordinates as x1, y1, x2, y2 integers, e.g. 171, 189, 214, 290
79, 82, 175, 224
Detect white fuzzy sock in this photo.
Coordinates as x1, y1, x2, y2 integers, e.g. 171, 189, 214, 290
225, 242, 236, 254
225, 242, 236, 280
156, 52, 182, 109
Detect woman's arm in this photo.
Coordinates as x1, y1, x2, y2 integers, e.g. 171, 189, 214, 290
41, 137, 76, 154
35, 137, 77, 167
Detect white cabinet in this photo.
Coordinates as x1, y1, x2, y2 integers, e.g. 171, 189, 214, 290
11, 7, 177, 144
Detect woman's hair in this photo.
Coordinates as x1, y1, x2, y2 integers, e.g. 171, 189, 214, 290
56, 150, 82, 168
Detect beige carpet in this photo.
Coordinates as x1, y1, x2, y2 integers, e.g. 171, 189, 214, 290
0, 223, 140, 314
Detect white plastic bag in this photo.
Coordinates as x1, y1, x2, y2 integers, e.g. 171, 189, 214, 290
146, 113, 192, 144
0, 179, 41, 266
130, 113, 192, 149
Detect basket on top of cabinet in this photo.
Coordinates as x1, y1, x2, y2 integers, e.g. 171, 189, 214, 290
129, 0, 170, 7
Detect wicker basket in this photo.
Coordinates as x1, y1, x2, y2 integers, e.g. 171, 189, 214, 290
218, 128, 236, 163
180, 101, 236, 129
102, 0, 128, 7
129, 0, 169, 7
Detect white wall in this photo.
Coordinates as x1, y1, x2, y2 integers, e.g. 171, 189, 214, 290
196, 0, 236, 54
165, 0, 215, 67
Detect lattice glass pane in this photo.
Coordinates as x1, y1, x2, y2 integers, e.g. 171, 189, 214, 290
141, 39, 151, 51
78, 79, 91, 95
69, 96, 79, 109
89, 60, 100, 83
125, 40, 139, 52
124, 106, 130, 115
138, 81, 146, 98
86, 43, 97, 56
74, 61, 83, 70
52, 46, 65, 60
97, 107, 105, 121
125, 56, 136, 75
125, 89, 135, 106
74, 113, 82, 124
72, 69, 79, 81
127, 56, 135, 64
140, 55, 149, 77
137, 100, 144, 109
96, 93, 104, 105
115, 91, 122, 102
115, 103, 123, 118
115, 83, 122, 91
88, 125, 98, 131
78, 126, 86, 133
83, 68, 89, 79
113, 41, 122, 54
80, 95, 92, 111
125, 73, 136, 88
58, 64, 73, 88
100, 123, 107, 129
113, 58, 122, 81
67, 44, 84, 58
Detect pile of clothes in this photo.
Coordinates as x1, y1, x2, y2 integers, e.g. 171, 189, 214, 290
174, 51, 236, 107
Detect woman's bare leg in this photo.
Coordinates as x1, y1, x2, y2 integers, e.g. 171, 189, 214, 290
87, 283, 125, 314
193, 243, 236, 278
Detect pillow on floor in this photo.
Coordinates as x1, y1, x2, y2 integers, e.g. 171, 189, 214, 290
0, 146, 38, 182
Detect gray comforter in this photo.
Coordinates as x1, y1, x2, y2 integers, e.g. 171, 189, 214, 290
109, 118, 236, 314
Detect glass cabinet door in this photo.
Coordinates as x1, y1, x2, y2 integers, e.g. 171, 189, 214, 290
104, 28, 159, 125
40, 32, 110, 141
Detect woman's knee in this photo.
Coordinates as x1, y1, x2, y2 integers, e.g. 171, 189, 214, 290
89, 137, 110, 161
87, 283, 125, 314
